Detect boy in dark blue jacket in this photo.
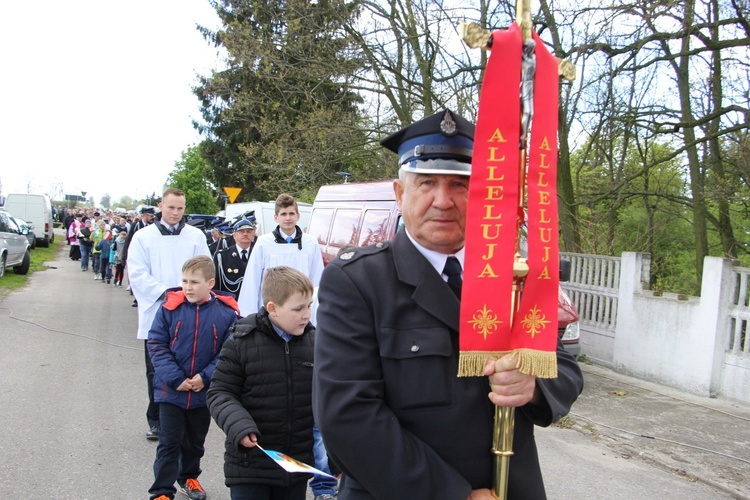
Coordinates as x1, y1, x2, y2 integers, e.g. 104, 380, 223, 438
147, 255, 240, 500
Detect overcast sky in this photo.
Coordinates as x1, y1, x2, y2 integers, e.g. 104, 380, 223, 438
0, 0, 223, 205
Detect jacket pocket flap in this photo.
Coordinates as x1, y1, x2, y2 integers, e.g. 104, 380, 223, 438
379, 327, 452, 360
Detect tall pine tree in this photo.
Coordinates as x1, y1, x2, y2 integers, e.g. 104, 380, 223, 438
195, 0, 370, 201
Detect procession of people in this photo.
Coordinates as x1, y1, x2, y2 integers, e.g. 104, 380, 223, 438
54, 101, 583, 500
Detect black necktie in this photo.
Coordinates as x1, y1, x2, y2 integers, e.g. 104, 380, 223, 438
443, 257, 463, 288
241, 250, 248, 263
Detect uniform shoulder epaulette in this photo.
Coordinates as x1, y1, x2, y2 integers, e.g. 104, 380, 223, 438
335, 242, 391, 265
216, 246, 234, 256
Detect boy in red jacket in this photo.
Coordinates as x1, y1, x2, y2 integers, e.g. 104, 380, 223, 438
147, 255, 240, 500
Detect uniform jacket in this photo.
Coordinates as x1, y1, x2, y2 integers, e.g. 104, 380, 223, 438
147, 288, 239, 409
207, 308, 315, 487
128, 217, 211, 340
313, 230, 584, 500
213, 242, 256, 298
209, 236, 230, 257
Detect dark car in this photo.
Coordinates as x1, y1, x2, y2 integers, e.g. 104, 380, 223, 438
11, 216, 36, 250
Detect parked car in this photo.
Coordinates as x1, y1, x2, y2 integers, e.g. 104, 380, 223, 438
557, 284, 581, 358
307, 180, 581, 357
10, 216, 36, 250
0, 210, 31, 278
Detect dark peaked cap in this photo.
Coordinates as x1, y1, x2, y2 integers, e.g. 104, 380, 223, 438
233, 218, 256, 231
380, 109, 474, 176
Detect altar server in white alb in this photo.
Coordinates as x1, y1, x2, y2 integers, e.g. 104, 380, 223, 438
236, 193, 324, 316
127, 187, 211, 441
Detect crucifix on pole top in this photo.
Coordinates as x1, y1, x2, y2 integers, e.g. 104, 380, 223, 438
457, 3, 572, 497
458, 21, 576, 82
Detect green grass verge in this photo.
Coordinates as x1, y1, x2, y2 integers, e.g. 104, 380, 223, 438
0, 236, 63, 300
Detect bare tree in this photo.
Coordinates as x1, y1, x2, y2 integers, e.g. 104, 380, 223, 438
338, 0, 515, 129
547, 0, 749, 291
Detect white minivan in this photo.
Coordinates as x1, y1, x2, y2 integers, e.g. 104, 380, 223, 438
3, 193, 55, 247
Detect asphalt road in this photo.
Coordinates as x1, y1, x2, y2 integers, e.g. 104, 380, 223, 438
0, 236, 735, 499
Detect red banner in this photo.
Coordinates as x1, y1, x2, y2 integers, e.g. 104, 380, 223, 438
458, 24, 559, 379
509, 30, 560, 375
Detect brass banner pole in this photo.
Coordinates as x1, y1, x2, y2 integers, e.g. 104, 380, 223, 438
492, 1, 532, 498
460, 0, 575, 496
492, 254, 528, 498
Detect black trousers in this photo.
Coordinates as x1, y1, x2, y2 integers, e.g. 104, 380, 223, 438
145, 341, 160, 427
148, 403, 211, 498
115, 263, 125, 283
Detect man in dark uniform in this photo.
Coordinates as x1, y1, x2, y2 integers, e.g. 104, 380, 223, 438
213, 217, 257, 298
208, 222, 236, 257
313, 109, 584, 500
123, 207, 155, 263
207, 227, 223, 256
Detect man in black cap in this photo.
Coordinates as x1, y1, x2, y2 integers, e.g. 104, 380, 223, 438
122, 206, 155, 264
208, 222, 235, 257
213, 216, 257, 297
313, 109, 583, 499
207, 227, 224, 256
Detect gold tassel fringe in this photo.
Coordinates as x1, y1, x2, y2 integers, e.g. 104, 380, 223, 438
458, 349, 558, 379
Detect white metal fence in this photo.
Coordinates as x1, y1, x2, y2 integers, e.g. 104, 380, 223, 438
560, 252, 749, 403
728, 267, 750, 356
560, 252, 623, 336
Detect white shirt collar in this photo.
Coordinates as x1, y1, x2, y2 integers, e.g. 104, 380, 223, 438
280, 228, 297, 239
404, 229, 464, 280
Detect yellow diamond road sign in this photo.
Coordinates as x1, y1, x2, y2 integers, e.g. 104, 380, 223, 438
223, 187, 242, 204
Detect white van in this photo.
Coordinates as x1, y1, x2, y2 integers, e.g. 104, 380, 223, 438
3, 193, 55, 247
307, 181, 401, 265
223, 201, 312, 236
